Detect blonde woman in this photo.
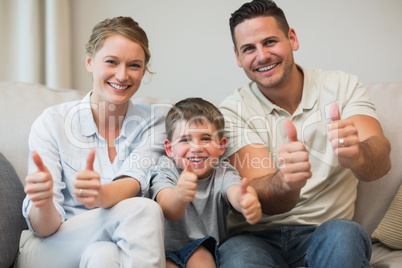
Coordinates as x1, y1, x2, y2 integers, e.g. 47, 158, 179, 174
17, 17, 166, 268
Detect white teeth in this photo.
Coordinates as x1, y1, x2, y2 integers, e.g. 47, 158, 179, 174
257, 63, 277, 72
110, 83, 129, 90
188, 157, 207, 163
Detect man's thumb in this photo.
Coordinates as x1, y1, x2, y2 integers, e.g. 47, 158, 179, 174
284, 119, 298, 142
329, 102, 341, 121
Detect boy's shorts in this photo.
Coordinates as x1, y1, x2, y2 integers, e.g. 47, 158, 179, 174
165, 236, 219, 268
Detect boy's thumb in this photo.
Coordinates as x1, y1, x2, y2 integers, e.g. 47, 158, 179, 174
241, 177, 248, 196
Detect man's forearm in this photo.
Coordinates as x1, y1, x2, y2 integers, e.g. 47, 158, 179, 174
249, 171, 301, 215
352, 135, 391, 181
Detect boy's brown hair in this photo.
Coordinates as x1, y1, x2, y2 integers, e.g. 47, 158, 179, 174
165, 98, 225, 141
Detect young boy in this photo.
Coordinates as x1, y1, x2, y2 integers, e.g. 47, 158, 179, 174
150, 98, 262, 268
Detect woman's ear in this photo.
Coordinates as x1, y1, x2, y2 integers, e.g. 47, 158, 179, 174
164, 139, 174, 158
85, 54, 93, 72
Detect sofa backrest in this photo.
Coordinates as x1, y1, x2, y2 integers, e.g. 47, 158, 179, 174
353, 82, 402, 234
0, 81, 84, 182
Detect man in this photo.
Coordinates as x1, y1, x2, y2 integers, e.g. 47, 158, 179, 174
218, 0, 391, 267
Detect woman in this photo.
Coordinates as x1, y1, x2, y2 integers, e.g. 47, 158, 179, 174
17, 17, 166, 268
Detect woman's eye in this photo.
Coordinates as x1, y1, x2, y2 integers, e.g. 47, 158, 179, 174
106, 60, 116, 64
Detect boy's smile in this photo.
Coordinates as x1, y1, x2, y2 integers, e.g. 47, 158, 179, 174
165, 120, 227, 179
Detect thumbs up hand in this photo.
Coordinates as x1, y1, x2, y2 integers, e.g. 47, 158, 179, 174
327, 102, 360, 169
277, 120, 311, 191
240, 178, 262, 225
175, 161, 198, 203
24, 151, 54, 208
74, 149, 101, 208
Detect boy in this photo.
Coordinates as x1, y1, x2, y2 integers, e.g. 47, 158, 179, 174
150, 98, 262, 268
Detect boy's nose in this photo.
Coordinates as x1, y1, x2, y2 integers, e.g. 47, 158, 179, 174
190, 141, 204, 152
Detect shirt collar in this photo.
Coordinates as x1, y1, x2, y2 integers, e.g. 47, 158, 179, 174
78, 92, 143, 138
79, 91, 98, 137
251, 65, 317, 115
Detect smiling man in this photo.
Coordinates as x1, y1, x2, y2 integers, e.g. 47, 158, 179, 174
218, 0, 391, 267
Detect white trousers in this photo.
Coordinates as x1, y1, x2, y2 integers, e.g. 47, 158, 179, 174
16, 197, 165, 268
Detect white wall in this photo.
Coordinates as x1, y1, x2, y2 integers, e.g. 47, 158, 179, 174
71, 0, 402, 102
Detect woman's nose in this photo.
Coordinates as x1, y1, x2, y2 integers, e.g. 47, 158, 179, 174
116, 66, 128, 82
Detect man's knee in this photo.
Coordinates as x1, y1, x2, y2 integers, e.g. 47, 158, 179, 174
319, 219, 370, 242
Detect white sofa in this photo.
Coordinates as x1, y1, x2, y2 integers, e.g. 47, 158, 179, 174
0, 81, 401, 267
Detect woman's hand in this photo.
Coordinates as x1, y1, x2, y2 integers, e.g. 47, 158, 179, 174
74, 149, 102, 209
24, 151, 54, 208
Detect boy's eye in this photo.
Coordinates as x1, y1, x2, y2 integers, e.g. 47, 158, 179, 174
202, 137, 212, 141
179, 138, 189, 143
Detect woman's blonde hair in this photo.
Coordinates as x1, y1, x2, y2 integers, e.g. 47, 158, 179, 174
85, 16, 151, 73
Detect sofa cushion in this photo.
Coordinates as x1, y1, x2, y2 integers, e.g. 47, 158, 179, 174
371, 185, 402, 249
370, 242, 402, 268
0, 81, 83, 183
353, 82, 402, 235
0, 153, 28, 267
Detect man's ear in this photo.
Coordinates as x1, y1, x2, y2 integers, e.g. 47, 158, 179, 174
219, 137, 228, 156
164, 139, 174, 158
234, 46, 242, 68
85, 54, 93, 72
288, 28, 299, 51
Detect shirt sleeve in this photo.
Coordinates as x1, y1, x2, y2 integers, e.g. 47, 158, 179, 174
23, 109, 67, 233
149, 157, 180, 200
339, 78, 378, 120
220, 93, 267, 160
115, 105, 168, 197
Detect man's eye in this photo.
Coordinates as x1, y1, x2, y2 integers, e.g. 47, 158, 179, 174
265, 40, 276, 46
106, 60, 116, 64
243, 47, 254, 53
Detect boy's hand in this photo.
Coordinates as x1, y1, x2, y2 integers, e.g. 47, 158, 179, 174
328, 102, 360, 169
24, 151, 54, 208
240, 178, 262, 225
175, 162, 198, 203
74, 149, 102, 209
